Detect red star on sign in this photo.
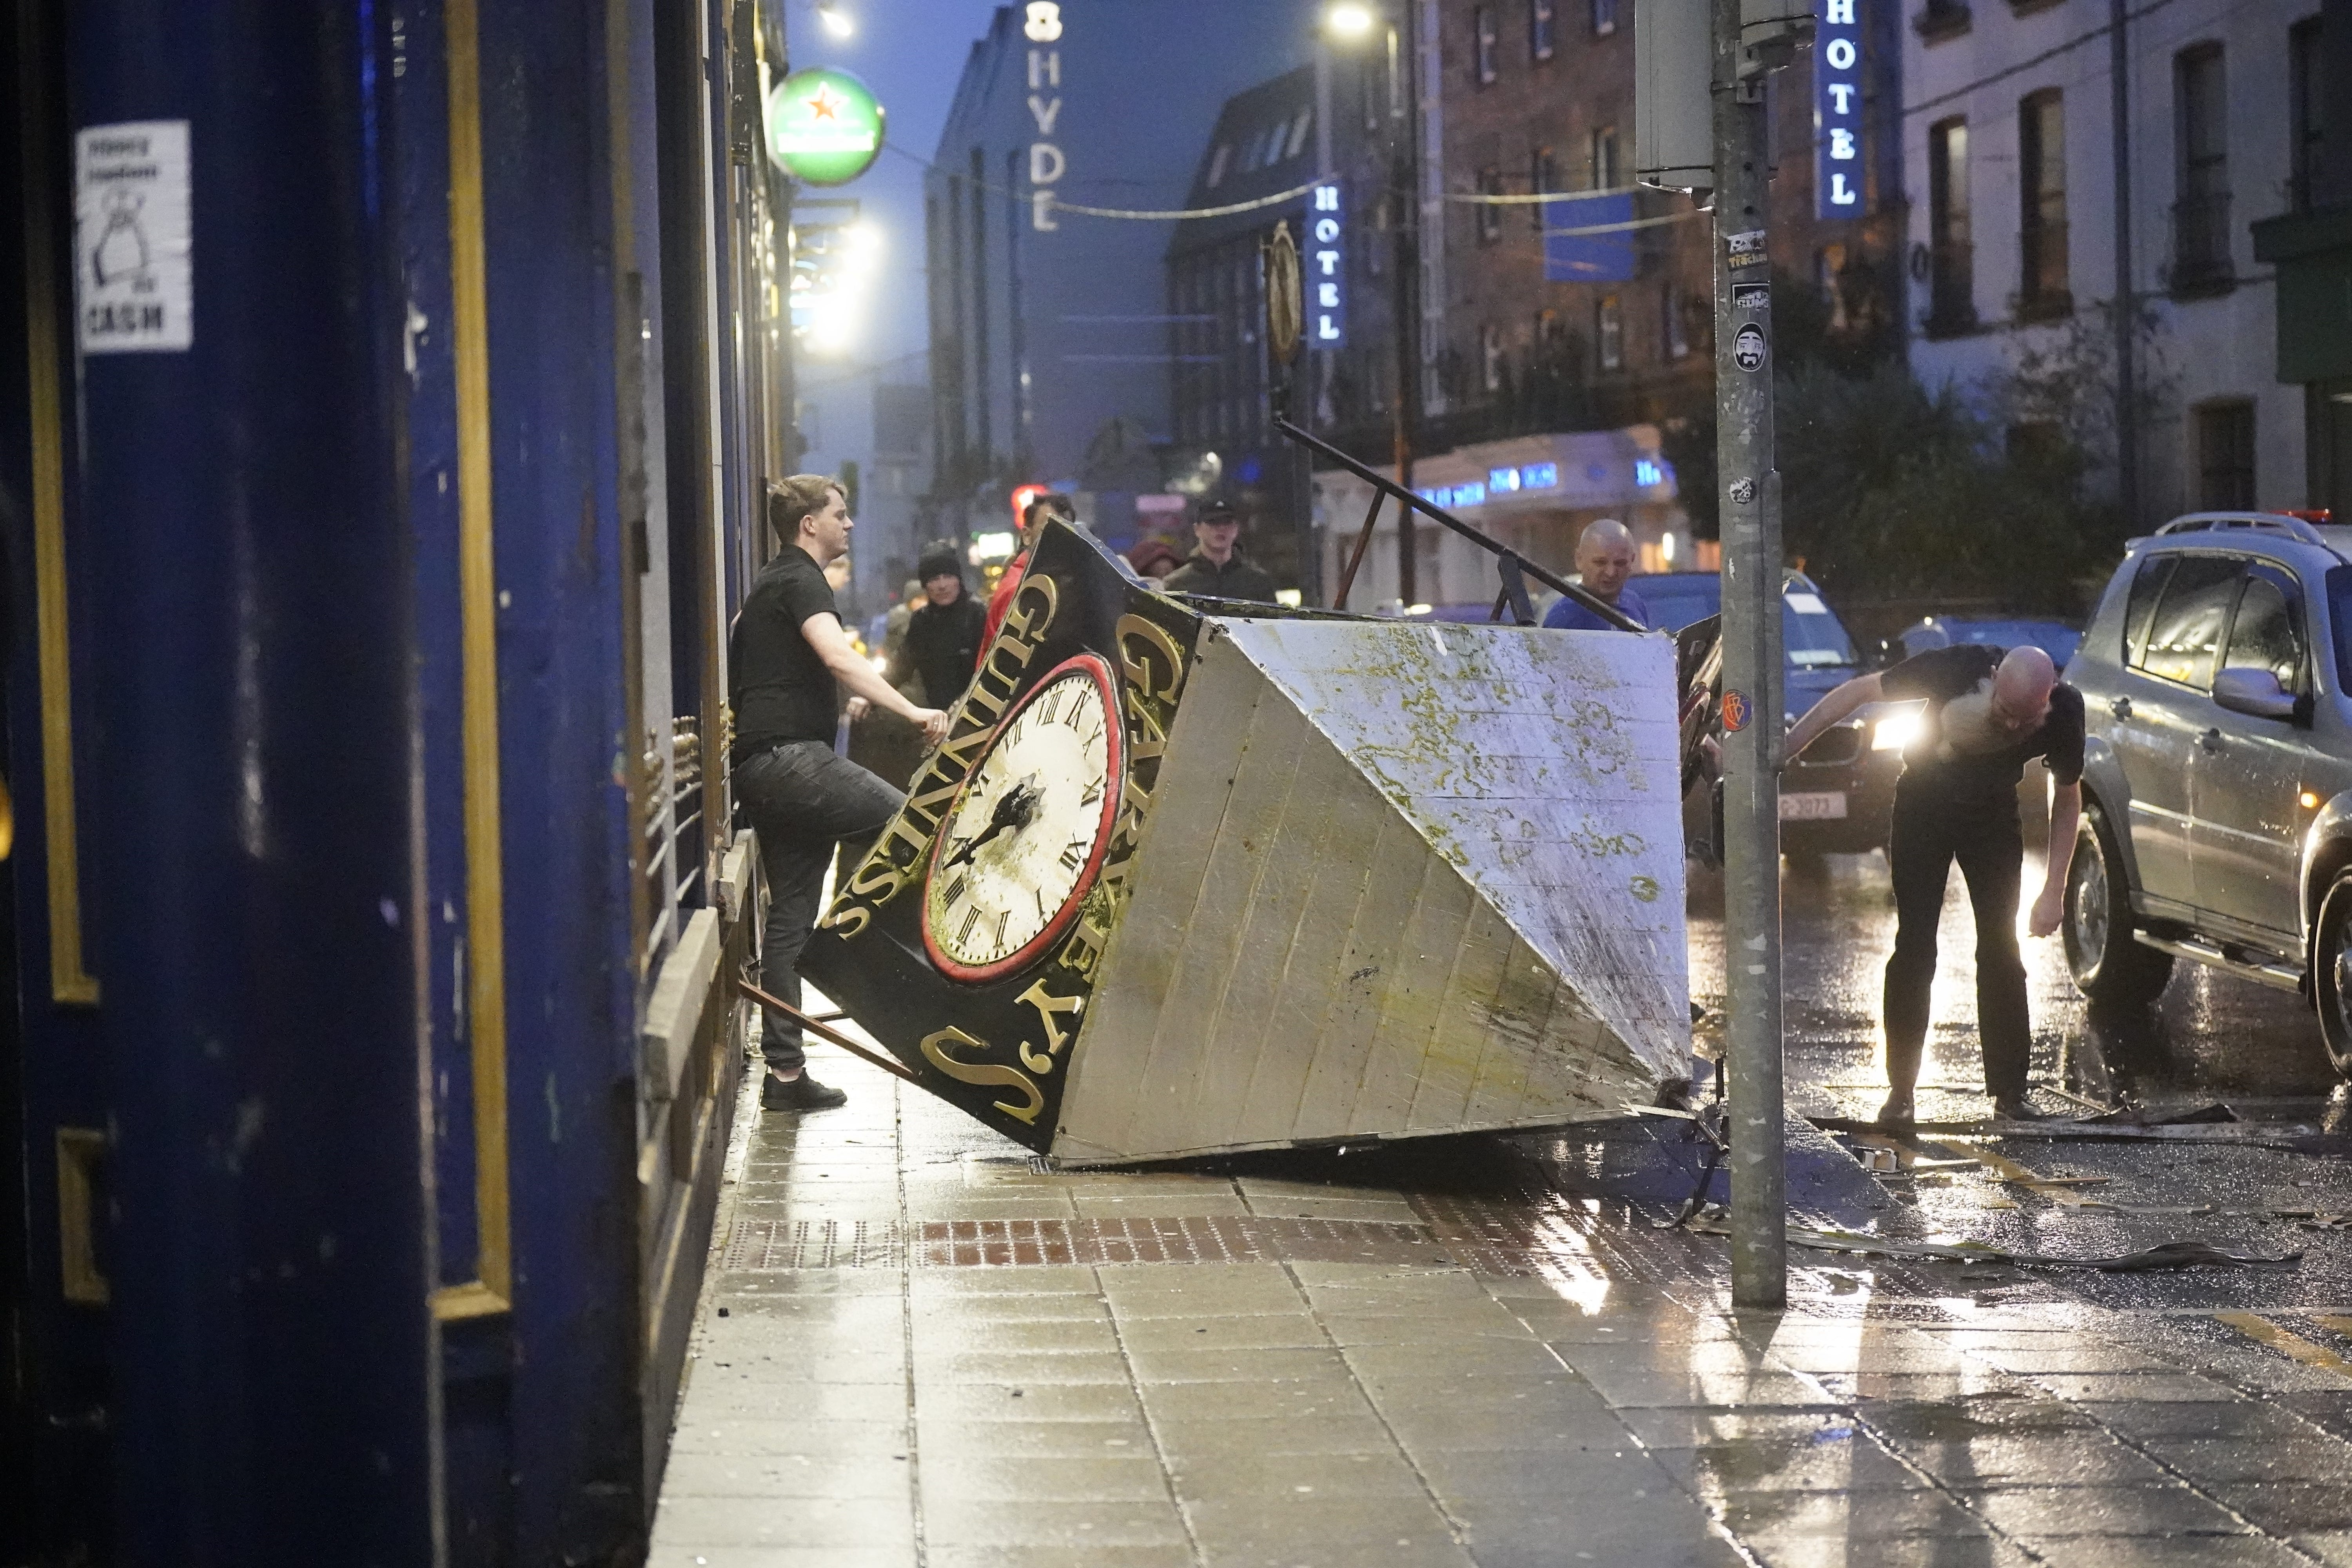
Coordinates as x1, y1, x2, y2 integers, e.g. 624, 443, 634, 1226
807, 86, 843, 122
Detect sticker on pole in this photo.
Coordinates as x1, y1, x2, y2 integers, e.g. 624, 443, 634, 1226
1733, 324, 1768, 372
1721, 691, 1753, 733
1724, 229, 1767, 268
75, 121, 192, 354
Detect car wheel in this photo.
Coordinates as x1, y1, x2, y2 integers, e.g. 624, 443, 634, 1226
2062, 804, 2173, 1007
2310, 873, 2352, 1079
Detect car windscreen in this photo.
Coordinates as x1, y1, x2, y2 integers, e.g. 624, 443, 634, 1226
1781, 589, 1860, 669
1940, 619, 2082, 667
1635, 576, 1857, 668
1635, 577, 1721, 633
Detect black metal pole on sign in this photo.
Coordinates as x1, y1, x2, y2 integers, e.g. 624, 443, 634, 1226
1272, 416, 1642, 631
739, 975, 925, 1086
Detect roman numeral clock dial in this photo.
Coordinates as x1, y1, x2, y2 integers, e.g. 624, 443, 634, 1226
921, 655, 1125, 982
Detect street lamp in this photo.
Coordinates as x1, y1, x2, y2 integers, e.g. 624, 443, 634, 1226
815, 2, 853, 39
1319, 1, 1422, 609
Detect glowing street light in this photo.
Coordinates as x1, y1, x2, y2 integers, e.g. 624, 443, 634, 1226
816, 2, 853, 38
1323, 2, 1377, 39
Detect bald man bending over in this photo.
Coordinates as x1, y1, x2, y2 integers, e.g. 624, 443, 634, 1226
1542, 519, 1648, 631
1784, 643, 2084, 1125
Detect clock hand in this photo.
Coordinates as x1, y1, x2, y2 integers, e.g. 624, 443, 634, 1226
943, 775, 1045, 869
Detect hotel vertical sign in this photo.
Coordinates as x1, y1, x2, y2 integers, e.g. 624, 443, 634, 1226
1814, 0, 1864, 219
1309, 183, 1345, 346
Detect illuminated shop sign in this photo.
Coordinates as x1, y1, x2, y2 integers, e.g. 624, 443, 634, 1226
1309, 183, 1345, 345
766, 68, 886, 186
1414, 462, 1561, 511
1815, 0, 1864, 218
1028, 4, 1064, 230
1635, 457, 1664, 487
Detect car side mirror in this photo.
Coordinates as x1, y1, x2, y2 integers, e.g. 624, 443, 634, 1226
2211, 667, 2298, 721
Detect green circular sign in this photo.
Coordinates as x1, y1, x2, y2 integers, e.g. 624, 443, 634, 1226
766, 67, 886, 186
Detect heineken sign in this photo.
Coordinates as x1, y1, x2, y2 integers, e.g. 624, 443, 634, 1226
766, 67, 885, 186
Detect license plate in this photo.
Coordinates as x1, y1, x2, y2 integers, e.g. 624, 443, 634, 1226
1780, 791, 1847, 821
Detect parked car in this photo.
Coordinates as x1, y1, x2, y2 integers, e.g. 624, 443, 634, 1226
2060, 512, 2352, 1077
1891, 615, 2082, 669
1635, 570, 1904, 859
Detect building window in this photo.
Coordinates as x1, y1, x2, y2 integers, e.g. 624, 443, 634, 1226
2196, 401, 2256, 509
1476, 166, 1504, 243
1206, 143, 1231, 189
1590, 125, 1620, 190
2291, 18, 2324, 216
1592, 0, 1619, 37
1481, 322, 1506, 391
2173, 42, 2231, 292
1927, 116, 1973, 334
2017, 89, 2069, 318
1535, 307, 1564, 356
1597, 295, 1624, 369
1475, 7, 1499, 84
1530, 147, 1557, 230
1530, 0, 1556, 60
1664, 282, 1690, 359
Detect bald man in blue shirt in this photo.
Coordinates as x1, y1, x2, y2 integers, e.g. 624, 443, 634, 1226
1541, 519, 1650, 632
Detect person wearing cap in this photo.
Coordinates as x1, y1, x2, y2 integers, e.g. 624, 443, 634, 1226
888, 546, 988, 710
1163, 503, 1278, 603
983, 491, 1075, 655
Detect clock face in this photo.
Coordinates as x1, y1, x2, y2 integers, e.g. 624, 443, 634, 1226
921, 654, 1126, 983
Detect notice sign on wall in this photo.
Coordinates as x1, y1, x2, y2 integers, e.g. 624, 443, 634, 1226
76, 121, 192, 354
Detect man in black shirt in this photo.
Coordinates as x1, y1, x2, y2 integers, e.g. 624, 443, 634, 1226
732, 475, 951, 1111
1163, 503, 1279, 602
1784, 643, 2085, 1125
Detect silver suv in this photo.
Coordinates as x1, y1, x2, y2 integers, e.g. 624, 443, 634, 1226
2061, 512, 2352, 1078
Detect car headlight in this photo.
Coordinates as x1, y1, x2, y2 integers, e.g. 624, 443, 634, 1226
1872, 711, 1922, 751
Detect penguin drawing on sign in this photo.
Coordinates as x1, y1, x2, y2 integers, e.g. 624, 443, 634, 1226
91, 189, 151, 289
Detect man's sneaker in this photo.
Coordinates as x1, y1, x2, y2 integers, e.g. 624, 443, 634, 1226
763, 1073, 847, 1112
1875, 1091, 1915, 1128
1989, 1094, 2047, 1122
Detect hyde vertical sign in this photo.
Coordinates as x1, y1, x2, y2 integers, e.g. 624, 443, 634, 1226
1027, 2, 1064, 230
1308, 183, 1346, 346
1814, 0, 1864, 219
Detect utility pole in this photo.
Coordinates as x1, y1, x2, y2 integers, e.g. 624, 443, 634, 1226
2108, 0, 2137, 532
1711, 0, 1787, 1310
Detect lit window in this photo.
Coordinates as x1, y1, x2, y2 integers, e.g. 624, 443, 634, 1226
1475, 7, 1499, 84
1597, 295, 1623, 369
1530, 0, 1555, 60
1663, 282, 1690, 359
1592, 0, 1618, 37
1477, 167, 1504, 243
1481, 322, 1506, 390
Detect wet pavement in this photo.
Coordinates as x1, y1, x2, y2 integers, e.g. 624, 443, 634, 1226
649, 846, 2352, 1566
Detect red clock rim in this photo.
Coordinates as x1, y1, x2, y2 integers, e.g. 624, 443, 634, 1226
921, 652, 1128, 984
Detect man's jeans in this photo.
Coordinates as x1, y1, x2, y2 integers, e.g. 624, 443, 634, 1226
1882, 783, 2032, 1101
735, 741, 905, 1074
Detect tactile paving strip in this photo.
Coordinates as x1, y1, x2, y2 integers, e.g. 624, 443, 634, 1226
721, 1215, 1456, 1271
